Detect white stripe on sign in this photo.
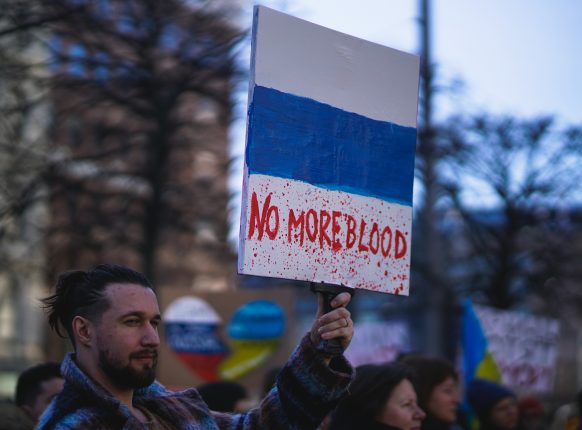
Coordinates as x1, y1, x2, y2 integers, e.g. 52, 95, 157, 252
252, 6, 420, 127
239, 174, 412, 295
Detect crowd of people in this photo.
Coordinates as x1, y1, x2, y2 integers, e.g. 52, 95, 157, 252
0, 263, 579, 430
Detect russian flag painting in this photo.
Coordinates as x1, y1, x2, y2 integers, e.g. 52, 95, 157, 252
239, 7, 420, 294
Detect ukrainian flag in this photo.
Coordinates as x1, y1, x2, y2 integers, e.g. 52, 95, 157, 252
461, 300, 502, 428
461, 299, 501, 387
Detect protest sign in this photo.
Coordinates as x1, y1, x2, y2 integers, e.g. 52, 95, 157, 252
158, 287, 295, 393
239, 6, 419, 294
344, 321, 410, 367
475, 305, 560, 392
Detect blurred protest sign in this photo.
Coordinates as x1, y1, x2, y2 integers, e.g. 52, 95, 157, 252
238, 6, 419, 294
474, 304, 560, 393
165, 296, 229, 382
158, 287, 295, 393
344, 321, 410, 367
220, 300, 285, 380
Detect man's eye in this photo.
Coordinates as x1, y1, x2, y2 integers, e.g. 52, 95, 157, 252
125, 319, 139, 326
151, 320, 161, 328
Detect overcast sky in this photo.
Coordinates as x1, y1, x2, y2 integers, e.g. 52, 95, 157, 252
249, 0, 582, 123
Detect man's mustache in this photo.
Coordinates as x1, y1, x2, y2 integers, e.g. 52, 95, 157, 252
130, 350, 158, 360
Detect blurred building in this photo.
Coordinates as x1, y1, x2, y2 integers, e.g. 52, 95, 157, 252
45, 0, 238, 291
1, 0, 240, 370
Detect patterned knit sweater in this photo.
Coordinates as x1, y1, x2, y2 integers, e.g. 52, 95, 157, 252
36, 334, 353, 429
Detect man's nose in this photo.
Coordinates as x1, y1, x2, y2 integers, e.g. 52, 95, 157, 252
142, 323, 160, 347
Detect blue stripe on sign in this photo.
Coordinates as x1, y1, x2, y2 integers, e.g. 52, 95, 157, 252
246, 85, 417, 206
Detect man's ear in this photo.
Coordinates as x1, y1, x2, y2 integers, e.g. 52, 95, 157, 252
72, 316, 93, 347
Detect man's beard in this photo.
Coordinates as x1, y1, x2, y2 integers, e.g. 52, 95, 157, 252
98, 348, 157, 390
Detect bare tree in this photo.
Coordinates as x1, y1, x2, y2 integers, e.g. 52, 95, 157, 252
37, 0, 245, 286
441, 114, 582, 309
0, 0, 57, 365
1, 0, 245, 364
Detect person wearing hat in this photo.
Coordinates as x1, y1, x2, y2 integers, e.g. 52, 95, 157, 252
517, 396, 545, 430
467, 379, 519, 430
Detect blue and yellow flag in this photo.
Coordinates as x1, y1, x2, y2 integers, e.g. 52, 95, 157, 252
461, 300, 502, 429
461, 299, 501, 387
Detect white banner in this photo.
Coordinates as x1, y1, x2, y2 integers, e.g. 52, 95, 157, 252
475, 305, 560, 392
344, 321, 410, 367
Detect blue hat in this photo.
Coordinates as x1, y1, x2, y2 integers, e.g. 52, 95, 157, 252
468, 379, 515, 421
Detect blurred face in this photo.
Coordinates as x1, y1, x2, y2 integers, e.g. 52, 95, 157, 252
428, 376, 460, 423
376, 379, 425, 430
94, 284, 161, 390
489, 397, 519, 430
27, 377, 64, 421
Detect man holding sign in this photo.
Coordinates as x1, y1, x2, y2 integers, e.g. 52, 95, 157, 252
37, 3, 419, 428
37, 263, 353, 429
